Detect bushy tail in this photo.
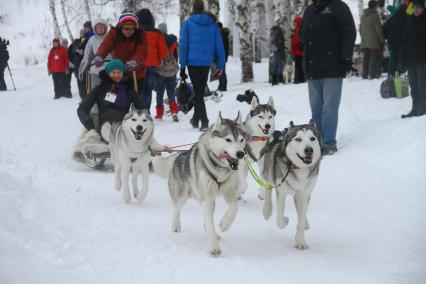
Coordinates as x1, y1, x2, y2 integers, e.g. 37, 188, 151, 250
100, 122, 112, 143
151, 154, 179, 178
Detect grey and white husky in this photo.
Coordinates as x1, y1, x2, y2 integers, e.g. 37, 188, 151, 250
262, 120, 322, 250
152, 112, 247, 256
240, 96, 276, 200
101, 104, 164, 203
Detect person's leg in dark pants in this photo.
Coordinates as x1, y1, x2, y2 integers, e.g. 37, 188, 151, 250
362, 49, 370, 79
294, 56, 305, 83
65, 71, 72, 97
141, 68, 157, 111
188, 66, 210, 131
369, 49, 381, 79
387, 51, 396, 77
403, 65, 426, 118
308, 79, 324, 135
0, 67, 6, 91
218, 65, 227, 91
52, 73, 60, 99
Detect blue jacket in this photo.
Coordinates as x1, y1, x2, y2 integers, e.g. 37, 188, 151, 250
179, 13, 225, 70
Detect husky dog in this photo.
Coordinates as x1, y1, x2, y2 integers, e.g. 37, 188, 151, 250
283, 62, 295, 84
262, 120, 322, 250
241, 96, 276, 200
152, 112, 247, 256
101, 104, 164, 203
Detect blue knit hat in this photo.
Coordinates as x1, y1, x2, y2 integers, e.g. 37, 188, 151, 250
105, 59, 126, 74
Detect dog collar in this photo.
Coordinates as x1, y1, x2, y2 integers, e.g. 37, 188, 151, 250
247, 136, 270, 143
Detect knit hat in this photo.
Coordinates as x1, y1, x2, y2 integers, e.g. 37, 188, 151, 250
368, 0, 378, 9
412, 0, 425, 6
83, 21, 92, 29
105, 59, 126, 74
118, 13, 138, 27
53, 38, 60, 43
135, 9, 155, 27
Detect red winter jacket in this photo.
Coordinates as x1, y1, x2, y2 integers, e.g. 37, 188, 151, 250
291, 16, 304, 57
141, 27, 168, 67
48, 47, 69, 73
96, 27, 147, 80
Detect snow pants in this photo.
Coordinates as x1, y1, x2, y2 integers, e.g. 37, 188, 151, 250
188, 66, 210, 125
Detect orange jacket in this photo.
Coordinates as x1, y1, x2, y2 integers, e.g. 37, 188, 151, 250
142, 28, 168, 67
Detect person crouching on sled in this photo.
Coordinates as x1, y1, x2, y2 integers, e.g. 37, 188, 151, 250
73, 59, 143, 167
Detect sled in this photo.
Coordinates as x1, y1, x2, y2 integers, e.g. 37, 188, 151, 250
83, 151, 110, 169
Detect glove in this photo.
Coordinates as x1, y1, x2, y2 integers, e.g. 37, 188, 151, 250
77, 49, 84, 55
180, 68, 187, 80
93, 56, 104, 68
342, 59, 353, 74
126, 60, 138, 71
214, 69, 223, 78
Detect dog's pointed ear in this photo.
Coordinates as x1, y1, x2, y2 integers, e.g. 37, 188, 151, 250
214, 112, 223, 130
267, 96, 275, 108
251, 95, 259, 109
289, 121, 295, 128
235, 111, 242, 124
130, 103, 136, 112
308, 119, 315, 128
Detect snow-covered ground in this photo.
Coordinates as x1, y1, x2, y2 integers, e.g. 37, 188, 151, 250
0, 60, 425, 284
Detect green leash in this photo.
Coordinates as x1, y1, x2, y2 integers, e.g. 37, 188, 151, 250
243, 156, 275, 191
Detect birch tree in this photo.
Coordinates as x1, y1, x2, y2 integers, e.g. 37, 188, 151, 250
180, 0, 192, 26
250, 0, 262, 63
226, 0, 236, 56
83, 0, 93, 22
48, 0, 62, 39
60, 0, 74, 41
236, 0, 254, 82
358, 0, 365, 20
208, 0, 220, 19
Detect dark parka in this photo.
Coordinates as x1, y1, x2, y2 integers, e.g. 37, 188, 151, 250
77, 71, 143, 131
402, 10, 426, 68
360, 8, 385, 49
383, 5, 408, 55
301, 0, 356, 80
220, 27, 230, 61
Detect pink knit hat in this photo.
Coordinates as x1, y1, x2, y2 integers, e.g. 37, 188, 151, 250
118, 13, 138, 27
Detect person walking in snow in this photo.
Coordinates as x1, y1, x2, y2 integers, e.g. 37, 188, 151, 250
217, 22, 230, 92
68, 30, 87, 98
135, 8, 168, 111
0, 38, 9, 91
401, 0, 426, 118
301, 0, 356, 155
360, 0, 385, 79
155, 23, 179, 122
179, 0, 225, 131
48, 38, 70, 99
93, 13, 147, 103
269, 25, 285, 86
291, 16, 306, 84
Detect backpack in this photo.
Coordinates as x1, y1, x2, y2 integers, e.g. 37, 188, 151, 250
380, 77, 395, 99
157, 42, 179, 77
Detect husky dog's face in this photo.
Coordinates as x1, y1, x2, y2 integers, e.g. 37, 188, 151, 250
123, 104, 153, 141
211, 112, 247, 170
285, 120, 322, 168
246, 96, 276, 136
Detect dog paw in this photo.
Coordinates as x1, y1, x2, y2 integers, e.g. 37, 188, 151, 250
136, 192, 147, 203
172, 222, 181, 233
115, 182, 122, 192
277, 217, 289, 229
295, 240, 309, 250
133, 189, 139, 199
122, 191, 131, 203
219, 219, 231, 233
209, 247, 222, 257
237, 196, 247, 204
263, 203, 272, 221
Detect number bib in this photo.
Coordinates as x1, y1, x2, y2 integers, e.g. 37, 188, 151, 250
105, 92, 117, 103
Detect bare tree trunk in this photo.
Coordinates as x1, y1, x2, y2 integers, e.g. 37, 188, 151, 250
237, 0, 254, 82
180, 0, 192, 26
83, 0, 92, 22
358, 0, 364, 20
250, 0, 262, 63
227, 0, 236, 56
60, 0, 74, 41
264, 0, 275, 33
123, 0, 141, 12
49, 0, 62, 39
282, 0, 293, 66
208, 0, 220, 19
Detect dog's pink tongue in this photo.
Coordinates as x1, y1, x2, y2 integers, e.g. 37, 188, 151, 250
218, 153, 228, 160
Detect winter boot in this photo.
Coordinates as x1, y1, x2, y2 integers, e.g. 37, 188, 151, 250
155, 105, 164, 120
169, 101, 179, 122
200, 120, 209, 132
190, 118, 199, 129
271, 75, 278, 86
278, 74, 284, 84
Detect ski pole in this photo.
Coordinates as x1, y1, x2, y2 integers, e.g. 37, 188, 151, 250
7, 63, 16, 90
133, 71, 138, 92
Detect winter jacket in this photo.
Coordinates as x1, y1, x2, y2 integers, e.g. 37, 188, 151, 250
360, 8, 385, 50
402, 11, 426, 68
383, 5, 408, 54
48, 46, 70, 73
164, 33, 178, 59
179, 13, 225, 70
140, 26, 168, 67
221, 27, 230, 61
68, 38, 84, 70
0, 48, 9, 68
270, 26, 285, 60
301, 0, 356, 80
291, 16, 304, 57
77, 70, 143, 131
79, 19, 111, 77
96, 27, 147, 80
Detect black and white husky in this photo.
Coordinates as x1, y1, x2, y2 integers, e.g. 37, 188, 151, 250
262, 120, 322, 250
101, 105, 164, 203
152, 112, 247, 256
240, 96, 276, 200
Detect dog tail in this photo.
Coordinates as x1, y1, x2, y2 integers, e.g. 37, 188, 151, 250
151, 154, 179, 178
100, 122, 112, 143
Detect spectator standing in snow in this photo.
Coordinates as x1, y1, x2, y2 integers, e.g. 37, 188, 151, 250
269, 25, 285, 86
48, 38, 70, 99
155, 23, 179, 122
135, 8, 168, 111
61, 38, 72, 98
0, 38, 9, 91
68, 30, 87, 98
94, 13, 147, 103
291, 16, 306, 84
383, 4, 408, 76
217, 22, 229, 92
301, 0, 356, 155
360, 0, 385, 79
179, 0, 225, 131
401, 0, 426, 118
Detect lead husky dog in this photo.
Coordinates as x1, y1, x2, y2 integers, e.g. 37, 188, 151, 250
262, 120, 322, 250
152, 112, 247, 256
101, 105, 164, 203
241, 96, 276, 200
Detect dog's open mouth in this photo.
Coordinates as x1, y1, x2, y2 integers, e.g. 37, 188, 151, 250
219, 152, 239, 170
258, 125, 269, 135
131, 129, 146, 140
297, 154, 313, 164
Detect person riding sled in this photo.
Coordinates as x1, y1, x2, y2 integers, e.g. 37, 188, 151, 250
73, 59, 143, 167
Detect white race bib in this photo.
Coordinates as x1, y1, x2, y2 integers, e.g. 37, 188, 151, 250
105, 92, 117, 103
54, 55, 59, 60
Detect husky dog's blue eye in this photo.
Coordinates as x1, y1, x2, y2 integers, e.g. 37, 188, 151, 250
310, 137, 316, 141
132, 118, 137, 121
225, 138, 232, 142
295, 138, 302, 142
